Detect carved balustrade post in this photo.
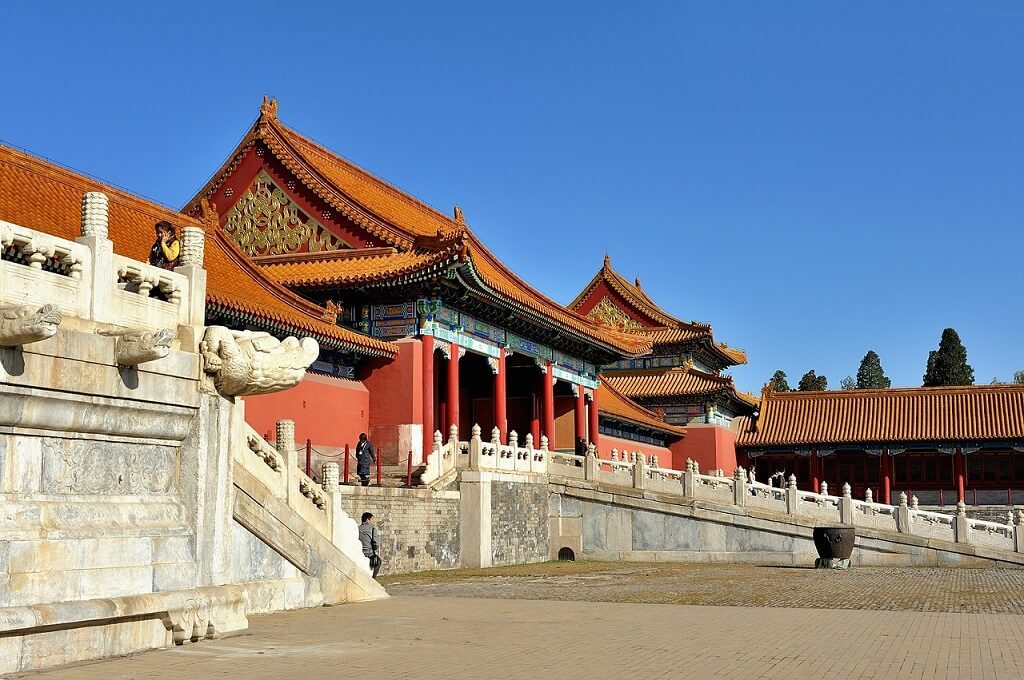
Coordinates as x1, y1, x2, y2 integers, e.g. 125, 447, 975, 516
276, 419, 299, 506
322, 462, 340, 492
954, 501, 970, 544
176, 224, 207, 332
683, 459, 697, 498
896, 492, 912, 534
840, 483, 854, 524
633, 452, 646, 490
75, 191, 112, 323
584, 443, 598, 481
1014, 511, 1024, 554
786, 474, 799, 515
469, 423, 483, 470
733, 466, 747, 507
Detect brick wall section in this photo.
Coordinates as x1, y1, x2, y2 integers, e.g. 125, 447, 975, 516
338, 487, 460, 576
490, 480, 550, 566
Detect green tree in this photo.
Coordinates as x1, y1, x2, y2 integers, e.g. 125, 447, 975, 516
922, 328, 974, 386
856, 350, 891, 389
768, 370, 791, 392
1014, 371, 1024, 385
798, 370, 828, 391
840, 376, 856, 390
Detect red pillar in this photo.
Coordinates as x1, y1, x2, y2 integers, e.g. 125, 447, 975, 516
494, 349, 507, 443
446, 342, 459, 433
542, 363, 555, 446
882, 454, 892, 505
587, 389, 600, 450
955, 448, 966, 503
530, 392, 541, 444
421, 335, 434, 460
811, 454, 820, 494
574, 386, 586, 444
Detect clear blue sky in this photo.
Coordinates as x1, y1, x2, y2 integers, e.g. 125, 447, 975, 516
4, 1, 1021, 390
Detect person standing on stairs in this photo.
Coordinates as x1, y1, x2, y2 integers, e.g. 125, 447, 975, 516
355, 432, 375, 486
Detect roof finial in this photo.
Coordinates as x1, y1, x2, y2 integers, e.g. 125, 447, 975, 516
603, 250, 611, 268
199, 197, 219, 231
453, 205, 465, 224
634, 276, 642, 289
260, 96, 278, 120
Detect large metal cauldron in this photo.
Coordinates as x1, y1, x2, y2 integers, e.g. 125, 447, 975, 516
812, 526, 854, 569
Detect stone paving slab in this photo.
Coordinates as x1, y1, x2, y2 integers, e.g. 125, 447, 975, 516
19, 595, 1024, 679
386, 562, 1024, 613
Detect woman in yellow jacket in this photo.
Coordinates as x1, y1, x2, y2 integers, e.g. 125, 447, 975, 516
148, 221, 180, 270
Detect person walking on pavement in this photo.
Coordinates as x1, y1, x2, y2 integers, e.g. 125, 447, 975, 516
359, 512, 382, 578
355, 432, 375, 486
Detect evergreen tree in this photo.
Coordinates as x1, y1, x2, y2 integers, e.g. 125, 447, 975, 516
922, 328, 974, 386
840, 376, 856, 390
768, 370, 791, 392
1014, 370, 1024, 385
798, 370, 828, 391
856, 350, 891, 389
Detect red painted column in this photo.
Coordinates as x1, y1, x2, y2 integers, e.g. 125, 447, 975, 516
811, 454, 820, 494
542, 363, 555, 446
587, 389, 600, 450
955, 448, 966, 503
421, 334, 434, 461
530, 392, 541, 444
574, 386, 586, 444
882, 454, 892, 505
446, 342, 459, 433
494, 349, 507, 443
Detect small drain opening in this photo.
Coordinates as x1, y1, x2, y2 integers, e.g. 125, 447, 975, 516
558, 547, 576, 562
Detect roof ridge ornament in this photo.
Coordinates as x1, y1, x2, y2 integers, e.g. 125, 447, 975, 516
453, 205, 465, 224
260, 96, 279, 121
762, 381, 777, 397
199, 197, 219, 231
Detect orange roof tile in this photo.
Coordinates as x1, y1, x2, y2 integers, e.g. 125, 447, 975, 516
735, 384, 1024, 448
598, 377, 687, 438
259, 247, 458, 287
187, 100, 651, 358
603, 365, 758, 408
0, 143, 395, 359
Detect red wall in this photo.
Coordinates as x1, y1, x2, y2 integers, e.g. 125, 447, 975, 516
670, 424, 737, 473
361, 338, 423, 464
243, 373, 369, 451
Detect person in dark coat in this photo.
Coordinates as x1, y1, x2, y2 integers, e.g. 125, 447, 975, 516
355, 432, 375, 486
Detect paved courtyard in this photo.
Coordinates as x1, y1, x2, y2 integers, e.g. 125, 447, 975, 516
20, 563, 1024, 679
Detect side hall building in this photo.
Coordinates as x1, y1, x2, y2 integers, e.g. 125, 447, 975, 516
734, 383, 1024, 506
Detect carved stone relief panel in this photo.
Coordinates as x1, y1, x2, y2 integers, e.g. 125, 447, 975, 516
40, 438, 176, 494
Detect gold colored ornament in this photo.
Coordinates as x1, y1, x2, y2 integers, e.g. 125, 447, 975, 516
223, 172, 348, 256
587, 296, 644, 330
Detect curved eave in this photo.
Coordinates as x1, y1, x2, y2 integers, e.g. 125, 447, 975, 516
454, 262, 650, 360
206, 301, 396, 359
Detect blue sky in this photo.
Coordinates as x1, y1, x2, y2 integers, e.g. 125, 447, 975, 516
3, 1, 1021, 390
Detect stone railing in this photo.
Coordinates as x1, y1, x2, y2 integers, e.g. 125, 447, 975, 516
423, 425, 1024, 554
0, 192, 205, 340
234, 418, 367, 570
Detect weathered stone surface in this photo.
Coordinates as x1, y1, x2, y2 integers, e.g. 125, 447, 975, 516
39, 439, 176, 494
338, 488, 460, 576
490, 480, 549, 566
201, 326, 318, 397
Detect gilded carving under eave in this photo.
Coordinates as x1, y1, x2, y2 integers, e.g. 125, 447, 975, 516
587, 296, 644, 331
223, 172, 348, 256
